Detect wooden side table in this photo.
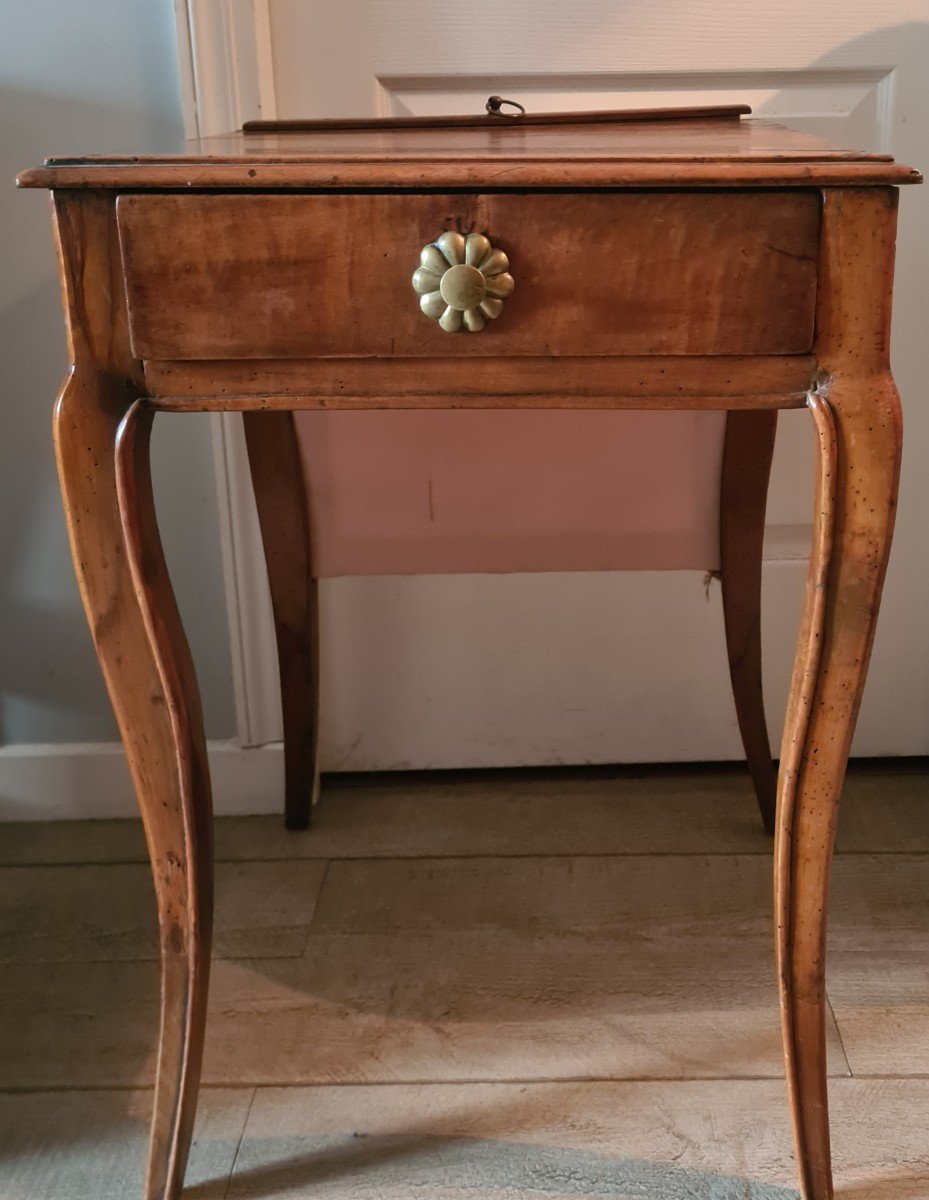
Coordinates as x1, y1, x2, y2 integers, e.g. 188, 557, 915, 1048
19, 105, 921, 1200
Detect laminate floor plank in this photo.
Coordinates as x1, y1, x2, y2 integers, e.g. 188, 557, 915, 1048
200, 936, 847, 1085
220, 772, 773, 860
0, 846, 850, 1090
0, 817, 148, 866
0, 932, 843, 1089
197, 850, 845, 1084
2, 764, 925, 866
835, 769, 929, 851
225, 1078, 929, 1199
827, 853, 929, 1076
309, 852, 775, 936
0, 1087, 252, 1200
0, 859, 328, 962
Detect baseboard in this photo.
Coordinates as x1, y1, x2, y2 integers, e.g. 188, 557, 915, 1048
0, 740, 284, 821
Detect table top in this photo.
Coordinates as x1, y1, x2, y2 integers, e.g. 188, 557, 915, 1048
17, 115, 921, 190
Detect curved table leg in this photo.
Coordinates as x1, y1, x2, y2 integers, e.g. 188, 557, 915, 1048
243, 411, 320, 829
776, 187, 903, 1200
52, 194, 212, 1200
720, 408, 779, 833
115, 401, 214, 1199
56, 383, 213, 1200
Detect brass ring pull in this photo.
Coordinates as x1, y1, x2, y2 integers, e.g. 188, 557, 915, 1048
412, 232, 515, 333
485, 95, 526, 118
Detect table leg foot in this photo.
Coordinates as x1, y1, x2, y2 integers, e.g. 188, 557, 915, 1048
244, 411, 320, 830
720, 408, 778, 833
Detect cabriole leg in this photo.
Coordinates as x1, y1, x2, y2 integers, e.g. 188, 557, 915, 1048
55, 384, 213, 1200
52, 192, 213, 1200
115, 401, 213, 1200
776, 186, 903, 1200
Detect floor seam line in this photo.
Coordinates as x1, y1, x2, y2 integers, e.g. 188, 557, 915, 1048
300, 857, 334, 952
223, 1086, 256, 1199
1, 1073, 925, 1096
827, 990, 854, 1077
8, 848, 929, 868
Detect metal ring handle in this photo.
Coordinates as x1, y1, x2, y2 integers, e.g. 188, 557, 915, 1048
485, 95, 526, 118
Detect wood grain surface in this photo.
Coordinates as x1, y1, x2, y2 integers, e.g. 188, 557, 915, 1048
50, 191, 213, 1200
775, 188, 904, 1200
17, 118, 921, 190
143, 355, 816, 403
117, 191, 821, 360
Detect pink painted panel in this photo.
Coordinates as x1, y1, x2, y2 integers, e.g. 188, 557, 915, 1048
295, 410, 725, 577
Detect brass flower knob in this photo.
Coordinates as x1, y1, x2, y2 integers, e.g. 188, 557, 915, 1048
412, 232, 515, 332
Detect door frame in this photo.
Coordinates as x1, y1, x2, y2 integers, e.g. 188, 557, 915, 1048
174, 0, 283, 747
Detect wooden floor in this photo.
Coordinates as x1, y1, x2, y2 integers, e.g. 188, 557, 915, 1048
2, 764, 928, 1199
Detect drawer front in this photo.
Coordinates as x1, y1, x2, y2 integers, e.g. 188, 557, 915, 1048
117, 191, 820, 360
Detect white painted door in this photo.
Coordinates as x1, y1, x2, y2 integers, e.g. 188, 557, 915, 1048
182, 2, 929, 770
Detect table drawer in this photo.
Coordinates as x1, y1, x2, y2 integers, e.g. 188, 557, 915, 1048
117, 191, 820, 360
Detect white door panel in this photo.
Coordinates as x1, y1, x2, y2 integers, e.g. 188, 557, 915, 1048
202, 1, 929, 767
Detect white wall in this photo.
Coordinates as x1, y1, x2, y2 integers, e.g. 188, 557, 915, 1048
0, 0, 236, 745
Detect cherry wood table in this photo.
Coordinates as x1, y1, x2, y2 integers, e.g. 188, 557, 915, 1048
19, 108, 920, 1200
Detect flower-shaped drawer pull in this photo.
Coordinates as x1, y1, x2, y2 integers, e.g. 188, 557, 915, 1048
411, 231, 515, 332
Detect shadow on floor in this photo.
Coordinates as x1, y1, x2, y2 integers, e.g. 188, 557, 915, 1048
192, 1133, 799, 1200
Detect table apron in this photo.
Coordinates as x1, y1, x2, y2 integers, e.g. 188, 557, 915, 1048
142, 354, 816, 412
